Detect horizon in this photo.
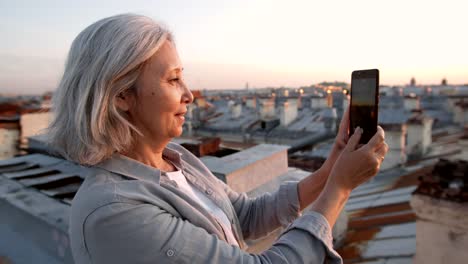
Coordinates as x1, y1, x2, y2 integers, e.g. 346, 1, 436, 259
1, 0, 467, 94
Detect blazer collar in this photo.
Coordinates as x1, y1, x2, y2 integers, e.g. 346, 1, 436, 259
96, 145, 183, 184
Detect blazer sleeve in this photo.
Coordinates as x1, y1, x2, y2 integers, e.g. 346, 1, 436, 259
83, 202, 342, 264
217, 177, 303, 240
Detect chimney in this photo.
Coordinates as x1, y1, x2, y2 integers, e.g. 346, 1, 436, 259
410, 159, 468, 264
379, 123, 407, 170
406, 114, 434, 157
230, 103, 242, 119
342, 95, 349, 111
453, 102, 468, 127
279, 100, 298, 127
311, 95, 326, 109
404, 95, 421, 111
326, 90, 333, 107
322, 108, 337, 133
259, 99, 275, 119
246, 97, 257, 109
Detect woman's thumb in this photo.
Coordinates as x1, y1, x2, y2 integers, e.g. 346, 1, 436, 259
345, 127, 362, 152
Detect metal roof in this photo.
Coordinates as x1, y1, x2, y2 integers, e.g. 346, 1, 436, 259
336, 126, 467, 263
0, 154, 91, 263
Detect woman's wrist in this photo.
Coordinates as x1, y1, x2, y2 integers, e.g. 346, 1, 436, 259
321, 143, 342, 176
297, 167, 329, 210
310, 181, 351, 227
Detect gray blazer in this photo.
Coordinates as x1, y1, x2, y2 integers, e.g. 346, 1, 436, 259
69, 142, 342, 263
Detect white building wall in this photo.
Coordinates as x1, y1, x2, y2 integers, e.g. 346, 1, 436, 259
0, 128, 19, 160
407, 119, 434, 156
342, 96, 349, 110
311, 98, 327, 109
453, 105, 468, 126
279, 101, 298, 127
446, 98, 458, 112
246, 98, 256, 109
407, 124, 423, 155
385, 128, 406, 150
260, 101, 275, 119
380, 149, 407, 171
404, 98, 420, 111
231, 104, 242, 119
380, 126, 407, 170
422, 118, 433, 152
20, 112, 53, 144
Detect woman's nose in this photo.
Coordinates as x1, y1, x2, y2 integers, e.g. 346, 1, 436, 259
182, 82, 194, 104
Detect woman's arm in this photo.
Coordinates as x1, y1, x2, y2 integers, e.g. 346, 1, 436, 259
311, 126, 388, 227
297, 167, 328, 211
298, 106, 351, 211
83, 202, 342, 264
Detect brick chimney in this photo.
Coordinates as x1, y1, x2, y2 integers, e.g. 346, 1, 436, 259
410, 159, 468, 264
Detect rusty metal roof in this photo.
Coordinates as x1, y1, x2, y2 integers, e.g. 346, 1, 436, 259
337, 127, 467, 264
337, 163, 433, 263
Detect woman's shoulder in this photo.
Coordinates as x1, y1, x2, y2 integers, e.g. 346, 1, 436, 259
70, 164, 171, 220
71, 167, 125, 213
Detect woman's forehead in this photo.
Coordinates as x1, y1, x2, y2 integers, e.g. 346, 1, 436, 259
149, 41, 182, 76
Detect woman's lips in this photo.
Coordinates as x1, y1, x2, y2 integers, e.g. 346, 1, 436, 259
175, 113, 185, 122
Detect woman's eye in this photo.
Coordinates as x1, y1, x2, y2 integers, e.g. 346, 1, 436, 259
169, 78, 180, 83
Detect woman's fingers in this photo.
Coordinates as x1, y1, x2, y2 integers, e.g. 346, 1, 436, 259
337, 107, 350, 140
366, 126, 385, 150
334, 107, 351, 150
374, 142, 389, 160
344, 126, 362, 152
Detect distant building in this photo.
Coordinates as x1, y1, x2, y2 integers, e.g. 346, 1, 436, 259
20, 109, 52, 148
0, 95, 52, 159
0, 117, 20, 159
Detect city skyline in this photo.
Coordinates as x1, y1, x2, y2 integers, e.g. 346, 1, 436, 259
1, 0, 467, 94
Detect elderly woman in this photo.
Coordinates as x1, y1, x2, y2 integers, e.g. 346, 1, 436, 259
48, 14, 388, 264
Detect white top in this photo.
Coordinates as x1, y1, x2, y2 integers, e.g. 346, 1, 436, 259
165, 169, 239, 246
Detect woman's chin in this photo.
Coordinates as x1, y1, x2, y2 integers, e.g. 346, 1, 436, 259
170, 128, 183, 138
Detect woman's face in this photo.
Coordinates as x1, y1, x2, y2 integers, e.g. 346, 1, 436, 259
119, 40, 193, 143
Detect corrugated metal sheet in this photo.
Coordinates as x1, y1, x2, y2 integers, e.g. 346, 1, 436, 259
337, 163, 434, 263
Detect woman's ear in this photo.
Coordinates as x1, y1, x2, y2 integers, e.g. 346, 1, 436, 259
115, 91, 133, 112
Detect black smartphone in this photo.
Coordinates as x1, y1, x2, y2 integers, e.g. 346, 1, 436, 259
350, 69, 379, 144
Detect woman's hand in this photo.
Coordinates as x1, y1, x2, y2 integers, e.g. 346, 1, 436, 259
327, 125, 389, 192
320, 106, 351, 175
297, 107, 351, 210
310, 125, 388, 227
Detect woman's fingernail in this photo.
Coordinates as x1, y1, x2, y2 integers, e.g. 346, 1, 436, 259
356, 127, 362, 134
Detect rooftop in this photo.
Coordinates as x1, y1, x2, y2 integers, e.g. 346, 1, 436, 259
201, 144, 288, 176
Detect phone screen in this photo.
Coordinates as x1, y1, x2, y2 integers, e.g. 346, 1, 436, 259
350, 73, 378, 144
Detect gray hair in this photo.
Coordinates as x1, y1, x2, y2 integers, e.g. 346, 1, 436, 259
46, 13, 172, 165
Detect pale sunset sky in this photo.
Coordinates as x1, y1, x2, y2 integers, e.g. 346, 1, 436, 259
1, 0, 467, 94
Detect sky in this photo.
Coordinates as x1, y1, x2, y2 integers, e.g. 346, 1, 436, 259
1, 0, 467, 94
